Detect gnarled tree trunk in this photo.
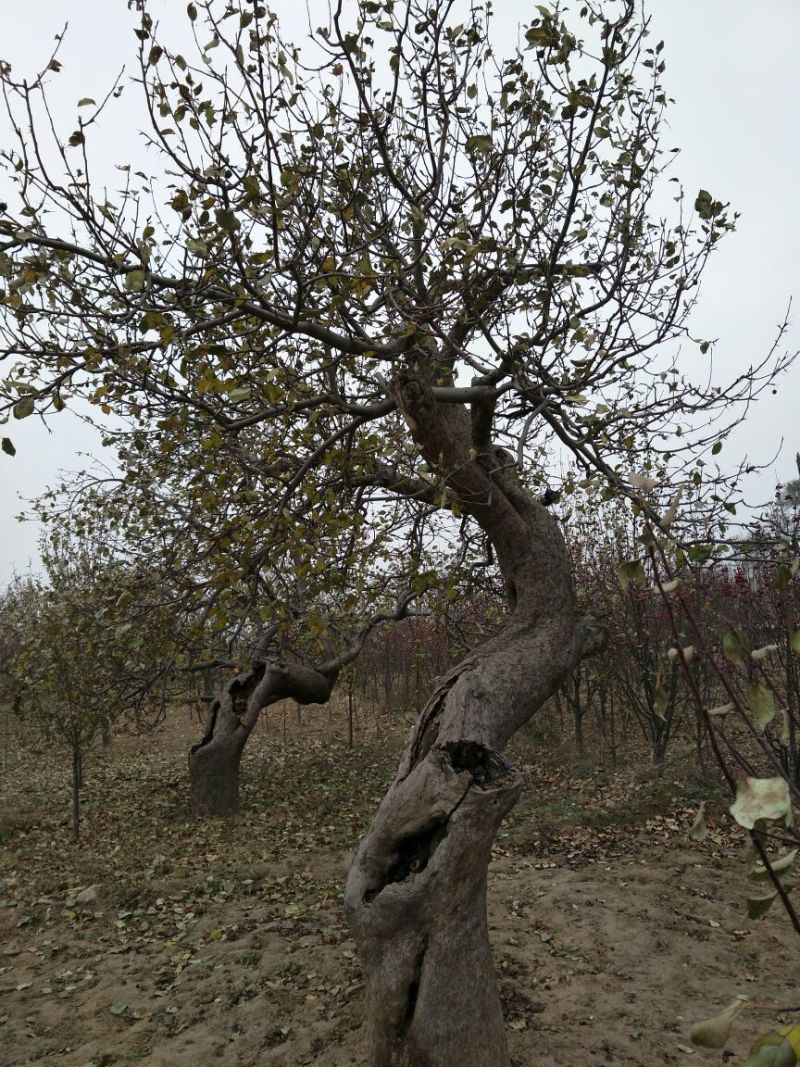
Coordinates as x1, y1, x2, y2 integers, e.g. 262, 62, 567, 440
344, 367, 605, 1065
189, 654, 337, 816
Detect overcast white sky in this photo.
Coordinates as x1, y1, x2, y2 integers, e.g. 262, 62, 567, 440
1, 0, 799, 583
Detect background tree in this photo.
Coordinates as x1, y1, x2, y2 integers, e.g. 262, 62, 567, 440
1, 530, 178, 839
0, 1, 794, 1062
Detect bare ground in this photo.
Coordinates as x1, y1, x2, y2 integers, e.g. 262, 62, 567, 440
1, 701, 797, 1067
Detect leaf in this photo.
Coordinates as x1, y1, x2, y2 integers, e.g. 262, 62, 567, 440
667, 645, 695, 663
708, 703, 734, 718
746, 1025, 799, 1067
2, 437, 16, 455
752, 644, 779, 661
745, 682, 777, 734
690, 996, 748, 1049
110, 1002, 129, 1016
630, 471, 658, 491
723, 628, 751, 668
13, 396, 34, 419
125, 269, 147, 292
228, 387, 251, 403
186, 238, 209, 257
465, 134, 493, 154
618, 559, 644, 591
77, 98, 96, 107
750, 1025, 800, 1066
689, 802, 707, 842
730, 777, 792, 830
660, 487, 683, 531
187, 2, 198, 19
215, 208, 240, 233
749, 849, 798, 883
746, 892, 778, 920
654, 578, 679, 595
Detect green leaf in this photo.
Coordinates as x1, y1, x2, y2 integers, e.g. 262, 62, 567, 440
1, 437, 16, 456
465, 134, 493, 155
690, 996, 748, 1049
77, 98, 96, 107
723, 628, 751, 668
125, 270, 147, 292
13, 396, 34, 419
745, 682, 777, 734
618, 559, 644, 591
746, 891, 778, 920
730, 777, 792, 830
187, 2, 198, 20
215, 209, 240, 233
775, 564, 794, 590
746, 1027, 799, 1067
749, 849, 798, 883
228, 387, 251, 403
186, 238, 209, 257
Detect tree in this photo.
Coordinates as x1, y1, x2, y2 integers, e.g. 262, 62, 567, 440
0, 1, 792, 1060
1, 531, 177, 839
29, 415, 443, 812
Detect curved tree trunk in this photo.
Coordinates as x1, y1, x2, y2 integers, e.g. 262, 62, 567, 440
344, 367, 605, 1065
189, 654, 337, 816
345, 605, 601, 1065
188, 603, 410, 816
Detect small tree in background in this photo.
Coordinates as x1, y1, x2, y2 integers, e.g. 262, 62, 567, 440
1, 531, 183, 840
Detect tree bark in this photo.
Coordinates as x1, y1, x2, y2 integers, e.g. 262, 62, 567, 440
345, 366, 606, 1066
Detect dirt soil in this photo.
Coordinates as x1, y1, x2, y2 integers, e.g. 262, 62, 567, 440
1, 700, 798, 1067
